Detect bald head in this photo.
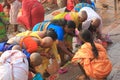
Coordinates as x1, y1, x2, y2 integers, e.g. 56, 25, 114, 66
40, 37, 54, 48
78, 10, 87, 22
91, 18, 101, 28
30, 52, 42, 67
12, 45, 22, 51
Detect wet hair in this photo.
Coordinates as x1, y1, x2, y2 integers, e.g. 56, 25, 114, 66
80, 29, 98, 58
51, 19, 76, 29
67, 20, 76, 29
50, 19, 67, 27
45, 28, 58, 41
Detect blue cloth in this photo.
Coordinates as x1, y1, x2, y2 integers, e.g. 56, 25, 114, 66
47, 24, 64, 41
32, 22, 64, 41
32, 20, 49, 31
22, 49, 31, 59
74, 2, 96, 12
0, 42, 15, 52
0, 42, 6, 51
33, 73, 43, 80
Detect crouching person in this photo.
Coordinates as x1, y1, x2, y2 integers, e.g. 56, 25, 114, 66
71, 29, 112, 80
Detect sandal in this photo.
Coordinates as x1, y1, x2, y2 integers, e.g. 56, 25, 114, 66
58, 68, 68, 74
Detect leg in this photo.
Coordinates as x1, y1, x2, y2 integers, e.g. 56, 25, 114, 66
14, 24, 18, 32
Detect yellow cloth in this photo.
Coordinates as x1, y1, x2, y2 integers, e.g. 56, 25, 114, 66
68, 12, 79, 28
36, 42, 61, 75
17, 31, 60, 75
16, 30, 42, 41
53, 12, 68, 20
72, 42, 112, 79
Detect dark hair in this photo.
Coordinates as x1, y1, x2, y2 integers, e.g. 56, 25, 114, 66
50, 19, 67, 27
80, 29, 98, 58
67, 20, 76, 29
45, 28, 57, 41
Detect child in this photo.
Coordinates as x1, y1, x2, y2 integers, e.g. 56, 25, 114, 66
72, 29, 112, 80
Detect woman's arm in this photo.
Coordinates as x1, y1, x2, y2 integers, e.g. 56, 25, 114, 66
57, 40, 73, 58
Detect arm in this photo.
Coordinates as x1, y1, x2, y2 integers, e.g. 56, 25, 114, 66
57, 40, 73, 58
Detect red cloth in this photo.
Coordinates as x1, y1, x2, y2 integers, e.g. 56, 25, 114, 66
20, 36, 38, 53
0, 4, 3, 12
17, 0, 45, 30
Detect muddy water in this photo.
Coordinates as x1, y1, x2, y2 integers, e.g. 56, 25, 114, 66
95, 0, 120, 27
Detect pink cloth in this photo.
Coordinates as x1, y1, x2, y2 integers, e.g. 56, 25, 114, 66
17, 0, 45, 30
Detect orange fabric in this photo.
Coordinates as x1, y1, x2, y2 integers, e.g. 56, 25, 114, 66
20, 36, 38, 53
72, 42, 112, 79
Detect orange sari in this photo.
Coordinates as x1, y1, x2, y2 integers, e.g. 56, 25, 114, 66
72, 42, 112, 79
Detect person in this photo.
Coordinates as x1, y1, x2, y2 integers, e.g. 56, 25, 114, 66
32, 19, 76, 65
0, 15, 8, 42
7, 29, 60, 78
0, 4, 3, 12
79, 7, 103, 39
7, 0, 22, 32
71, 29, 112, 80
65, 0, 79, 12
53, 11, 87, 29
29, 52, 43, 80
17, 0, 45, 30
0, 44, 44, 80
7, 29, 57, 53
0, 45, 29, 80
73, 2, 95, 12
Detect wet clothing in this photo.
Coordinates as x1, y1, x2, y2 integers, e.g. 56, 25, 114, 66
72, 42, 112, 79
17, 0, 45, 30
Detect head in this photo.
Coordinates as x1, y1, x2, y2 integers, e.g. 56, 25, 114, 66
78, 10, 87, 22
79, 29, 98, 58
64, 20, 76, 36
51, 19, 67, 27
45, 28, 57, 41
89, 18, 101, 32
79, 29, 93, 43
12, 45, 22, 51
30, 52, 42, 67
40, 37, 54, 48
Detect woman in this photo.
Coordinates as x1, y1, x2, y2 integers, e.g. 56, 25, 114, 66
32, 19, 76, 66
17, 0, 45, 30
72, 29, 112, 80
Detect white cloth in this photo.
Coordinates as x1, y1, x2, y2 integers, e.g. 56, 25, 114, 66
80, 7, 103, 33
0, 50, 28, 80
9, 0, 21, 24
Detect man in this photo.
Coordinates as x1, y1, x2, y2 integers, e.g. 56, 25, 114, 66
79, 7, 103, 39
